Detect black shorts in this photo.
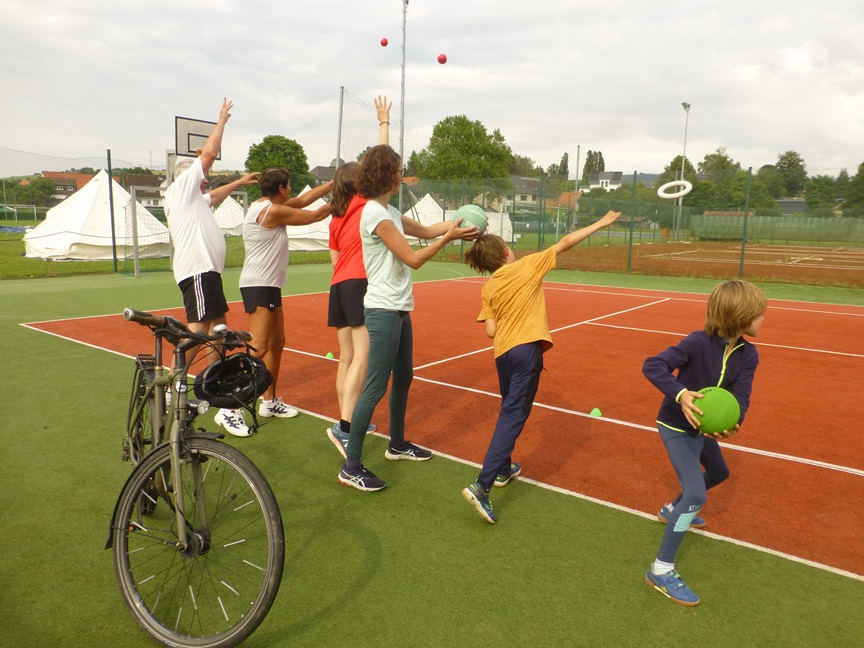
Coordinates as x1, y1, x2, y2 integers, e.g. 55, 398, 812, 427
240, 286, 283, 313
178, 271, 229, 323
328, 278, 368, 328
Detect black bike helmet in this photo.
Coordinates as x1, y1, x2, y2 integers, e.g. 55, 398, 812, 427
193, 353, 273, 408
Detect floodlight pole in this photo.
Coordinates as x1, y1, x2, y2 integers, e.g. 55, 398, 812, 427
398, 0, 408, 211
677, 102, 691, 240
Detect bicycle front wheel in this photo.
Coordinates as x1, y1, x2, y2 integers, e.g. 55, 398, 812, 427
111, 438, 285, 648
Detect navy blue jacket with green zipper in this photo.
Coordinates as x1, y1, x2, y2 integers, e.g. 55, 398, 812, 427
642, 330, 760, 437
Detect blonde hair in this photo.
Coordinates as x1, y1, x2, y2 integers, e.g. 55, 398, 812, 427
464, 234, 509, 274
704, 280, 766, 339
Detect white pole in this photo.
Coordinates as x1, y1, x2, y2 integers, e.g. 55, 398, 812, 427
398, 0, 409, 211
336, 86, 345, 169
677, 102, 691, 240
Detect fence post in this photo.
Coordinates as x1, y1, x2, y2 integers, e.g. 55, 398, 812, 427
626, 171, 637, 272
738, 167, 752, 278
107, 150, 118, 273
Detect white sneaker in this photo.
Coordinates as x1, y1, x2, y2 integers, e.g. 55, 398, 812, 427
214, 408, 251, 437
258, 397, 299, 419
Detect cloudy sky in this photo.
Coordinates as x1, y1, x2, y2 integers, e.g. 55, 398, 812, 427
2, 0, 863, 179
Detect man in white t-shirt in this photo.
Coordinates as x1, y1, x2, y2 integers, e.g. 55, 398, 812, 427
164, 98, 258, 436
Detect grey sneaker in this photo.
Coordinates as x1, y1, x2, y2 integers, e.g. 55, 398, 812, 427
462, 480, 497, 524
327, 423, 350, 458
494, 462, 521, 487
385, 441, 432, 461
338, 464, 386, 492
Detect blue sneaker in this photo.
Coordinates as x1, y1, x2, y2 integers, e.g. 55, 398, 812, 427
462, 481, 497, 524
327, 423, 350, 458
385, 441, 432, 461
658, 503, 706, 529
645, 568, 700, 606
494, 462, 521, 487
337, 464, 386, 492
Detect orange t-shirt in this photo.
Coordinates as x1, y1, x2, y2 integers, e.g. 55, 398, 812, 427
477, 245, 557, 358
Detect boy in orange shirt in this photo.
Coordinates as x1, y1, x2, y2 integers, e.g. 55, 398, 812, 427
461, 205, 621, 523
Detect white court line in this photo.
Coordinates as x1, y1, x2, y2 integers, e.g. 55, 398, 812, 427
18, 315, 864, 581
587, 323, 864, 359
299, 404, 863, 582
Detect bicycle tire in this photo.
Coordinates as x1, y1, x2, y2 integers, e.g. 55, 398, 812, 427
111, 438, 285, 648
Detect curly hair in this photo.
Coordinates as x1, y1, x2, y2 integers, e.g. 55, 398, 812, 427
464, 234, 509, 275
356, 145, 401, 199
704, 280, 767, 340
259, 168, 291, 197
330, 162, 360, 217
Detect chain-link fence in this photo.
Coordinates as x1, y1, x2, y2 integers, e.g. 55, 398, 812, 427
3, 145, 862, 287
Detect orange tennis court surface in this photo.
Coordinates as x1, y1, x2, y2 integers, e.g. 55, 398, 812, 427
26, 279, 864, 579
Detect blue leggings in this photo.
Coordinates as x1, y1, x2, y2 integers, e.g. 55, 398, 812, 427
346, 309, 413, 460
656, 425, 729, 563
477, 342, 543, 491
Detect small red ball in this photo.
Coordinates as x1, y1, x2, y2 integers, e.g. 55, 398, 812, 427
381, 38, 388, 47
437, 53, 447, 64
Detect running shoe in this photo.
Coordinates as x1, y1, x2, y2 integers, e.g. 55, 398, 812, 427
338, 464, 387, 492
214, 408, 251, 437
645, 568, 700, 606
258, 397, 300, 418
494, 462, 522, 487
462, 480, 497, 524
385, 441, 432, 461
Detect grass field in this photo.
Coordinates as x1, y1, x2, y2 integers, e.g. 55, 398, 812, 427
1, 263, 862, 647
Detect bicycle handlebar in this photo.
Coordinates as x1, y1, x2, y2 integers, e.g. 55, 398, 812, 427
123, 308, 253, 345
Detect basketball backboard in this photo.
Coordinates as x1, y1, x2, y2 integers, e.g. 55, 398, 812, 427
174, 116, 221, 159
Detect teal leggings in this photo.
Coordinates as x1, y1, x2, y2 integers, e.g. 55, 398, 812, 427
346, 309, 413, 460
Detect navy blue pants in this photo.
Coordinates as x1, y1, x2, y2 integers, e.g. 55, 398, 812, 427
656, 425, 729, 563
477, 342, 544, 491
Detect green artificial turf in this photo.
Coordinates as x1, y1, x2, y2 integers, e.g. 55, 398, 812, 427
1, 264, 862, 647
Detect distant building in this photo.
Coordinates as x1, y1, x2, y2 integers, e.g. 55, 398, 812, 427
584, 171, 623, 192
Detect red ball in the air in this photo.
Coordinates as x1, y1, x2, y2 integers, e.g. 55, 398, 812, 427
437, 53, 447, 64
381, 38, 388, 47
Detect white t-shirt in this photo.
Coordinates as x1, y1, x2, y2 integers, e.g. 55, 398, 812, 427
360, 200, 414, 311
164, 157, 225, 283
239, 200, 289, 289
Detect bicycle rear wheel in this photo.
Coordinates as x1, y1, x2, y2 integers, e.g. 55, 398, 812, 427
111, 438, 284, 648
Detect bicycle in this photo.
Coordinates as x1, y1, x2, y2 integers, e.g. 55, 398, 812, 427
105, 308, 285, 648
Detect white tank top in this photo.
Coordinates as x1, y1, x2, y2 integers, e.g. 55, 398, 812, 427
239, 200, 289, 289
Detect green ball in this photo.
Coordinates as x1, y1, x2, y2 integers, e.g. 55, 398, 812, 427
454, 204, 488, 234
693, 387, 740, 434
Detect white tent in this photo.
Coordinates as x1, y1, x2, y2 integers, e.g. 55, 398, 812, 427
403, 193, 516, 242
213, 196, 244, 237
23, 170, 170, 260
285, 185, 331, 251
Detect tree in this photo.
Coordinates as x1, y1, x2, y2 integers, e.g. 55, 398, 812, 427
756, 164, 786, 198
510, 154, 541, 177
655, 155, 697, 187
697, 147, 740, 184
804, 175, 836, 214
581, 150, 605, 183
775, 150, 807, 197
546, 152, 569, 183
835, 168, 850, 200
842, 162, 864, 216
244, 135, 317, 196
